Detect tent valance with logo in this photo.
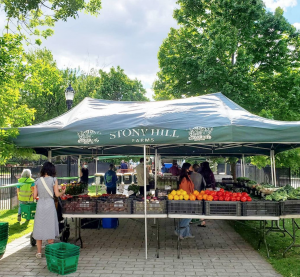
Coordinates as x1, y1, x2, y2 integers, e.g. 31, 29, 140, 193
10, 92, 300, 157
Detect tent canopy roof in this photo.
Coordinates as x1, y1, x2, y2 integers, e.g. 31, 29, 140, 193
11, 93, 300, 157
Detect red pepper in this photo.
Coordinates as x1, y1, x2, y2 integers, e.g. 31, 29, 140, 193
241, 196, 247, 202
231, 197, 237, 201
236, 193, 242, 198
236, 197, 241, 201
213, 196, 219, 201
232, 193, 237, 198
247, 197, 252, 201
220, 188, 225, 193
224, 196, 230, 201
219, 196, 224, 201
242, 192, 248, 197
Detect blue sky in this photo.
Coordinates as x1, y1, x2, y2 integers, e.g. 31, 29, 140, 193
1, 0, 299, 99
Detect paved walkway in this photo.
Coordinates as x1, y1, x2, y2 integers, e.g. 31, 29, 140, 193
0, 219, 282, 277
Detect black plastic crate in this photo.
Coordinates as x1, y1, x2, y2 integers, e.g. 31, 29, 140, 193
97, 198, 132, 214
168, 200, 203, 215
61, 198, 97, 214
280, 200, 300, 215
205, 201, 241, 216
242, 201, 280, 216
133, 200, 167, 214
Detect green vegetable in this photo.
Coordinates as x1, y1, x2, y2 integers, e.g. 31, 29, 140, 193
128, 184, 140, 194
265, 195, 273, 201
271, 190, 288, 201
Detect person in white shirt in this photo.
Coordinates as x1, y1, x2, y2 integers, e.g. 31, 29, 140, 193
135, 158, 150, 195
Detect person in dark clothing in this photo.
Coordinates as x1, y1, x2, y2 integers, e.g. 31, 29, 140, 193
104, 164, 118, 194
161, 163, 168, 174
198, 161, 215, 190
120, 160, 128, 173
80, 162, 89, 185
169, 162, 180, 176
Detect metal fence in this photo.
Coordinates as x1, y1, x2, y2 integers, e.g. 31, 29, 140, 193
0, 162, 110, 210
218, 163, 299, 188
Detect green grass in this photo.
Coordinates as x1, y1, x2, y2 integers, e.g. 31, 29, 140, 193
0, 207, 34, 244
231, 219, 300, 277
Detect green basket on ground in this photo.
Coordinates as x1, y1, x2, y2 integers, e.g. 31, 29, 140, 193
45, 254, 79, 275
45, 243, 80, 275
0, 222, 9, 254
20, 203, 37, 220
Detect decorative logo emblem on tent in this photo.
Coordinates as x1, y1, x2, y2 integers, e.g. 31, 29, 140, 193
77, 130, 100, 144
188, 127, 213, 141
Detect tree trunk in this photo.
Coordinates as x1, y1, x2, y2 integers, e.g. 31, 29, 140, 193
230, 162, 237, 181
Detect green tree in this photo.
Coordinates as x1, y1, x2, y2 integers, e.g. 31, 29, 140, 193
0, 34, 35, 164
154, 0, 300, 170
154, 0, 300, 120
1, 0, 102, 44
92, 66, 149, 101
20, 49, 67, 123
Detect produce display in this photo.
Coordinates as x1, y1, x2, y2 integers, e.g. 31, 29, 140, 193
97, 194, 131, 214
134, 195, 166, 214
61, 197, 97, 214
264, 184, 300, 201
168, 188, 252, 202
62, 182, 87, 196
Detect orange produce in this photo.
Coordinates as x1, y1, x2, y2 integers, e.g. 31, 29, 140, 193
200, 190, 205, 195
196, 194, 203, 200
202, 194, 208, 200
193, 190, 200, 196
207, 195, 213, 201
189, 194, 196, 201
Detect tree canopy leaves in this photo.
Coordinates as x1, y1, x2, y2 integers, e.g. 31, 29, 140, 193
1, 0, 102, 43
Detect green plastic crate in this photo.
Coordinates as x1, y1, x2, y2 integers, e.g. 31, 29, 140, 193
21, 203, 37, 220
45, 243, 80, 252
46, 254, 79, 275
45, 243, 80, 259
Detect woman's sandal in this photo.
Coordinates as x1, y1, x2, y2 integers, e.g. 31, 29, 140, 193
36, 253, 42, 259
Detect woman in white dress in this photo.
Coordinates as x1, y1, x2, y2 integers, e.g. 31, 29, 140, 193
33, 162, 65, 258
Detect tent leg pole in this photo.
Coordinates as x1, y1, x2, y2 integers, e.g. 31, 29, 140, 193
95, 158, 98, 174
48, 150, 52, 162
155, 148, 158, 190
270, 150, 274, 185
272, 150, 277, 187
78, 155, 81, 182
242, 154, 245, 177
144, 145, 148, 260
240, 158, 243, 177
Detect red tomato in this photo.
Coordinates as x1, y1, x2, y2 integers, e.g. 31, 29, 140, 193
231, 197, 237, 201
219, 196, 224, 201
213, 196, 219, 201
242, 192, 248, 197
247, 197, 252, 201
241, 196, 247, 202
232, 193, 237, 198
224, 196, 230, 201
236, 193, 242, 198
236, 197, 241, 201
211, 191, 217, 197
220, 188, 225, 193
